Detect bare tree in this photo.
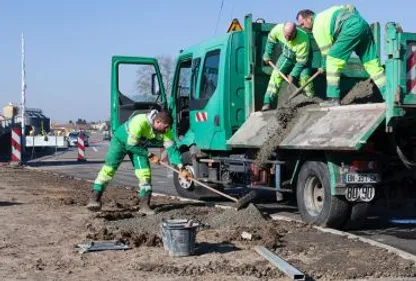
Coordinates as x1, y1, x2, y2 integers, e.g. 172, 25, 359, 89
136, 55, 176, 98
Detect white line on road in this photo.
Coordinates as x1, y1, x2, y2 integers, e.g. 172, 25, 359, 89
92, 147, 98, 152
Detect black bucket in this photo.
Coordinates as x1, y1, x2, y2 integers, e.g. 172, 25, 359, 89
161, 219, 199, 257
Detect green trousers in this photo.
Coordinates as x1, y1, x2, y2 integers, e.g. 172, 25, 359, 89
92, 125, 152, 198
263, 55, 314, 106
326, 14, 386, 99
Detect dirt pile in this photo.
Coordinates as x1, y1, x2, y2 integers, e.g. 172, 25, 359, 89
341, 78, 377, 105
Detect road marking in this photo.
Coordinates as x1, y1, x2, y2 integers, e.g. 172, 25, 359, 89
92, 147, 98, 152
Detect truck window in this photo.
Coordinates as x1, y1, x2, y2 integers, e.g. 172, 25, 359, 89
200, 50, 220, 99
191, 58, 201, 99
177, 60, 192, 97
118, 64, 160, 103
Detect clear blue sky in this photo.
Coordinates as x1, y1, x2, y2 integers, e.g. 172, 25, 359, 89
0, 0, 414, 122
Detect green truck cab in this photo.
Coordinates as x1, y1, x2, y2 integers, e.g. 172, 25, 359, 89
110, 15, 416, 229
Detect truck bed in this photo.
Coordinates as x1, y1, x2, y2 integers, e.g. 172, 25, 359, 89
227, 103, 386, 151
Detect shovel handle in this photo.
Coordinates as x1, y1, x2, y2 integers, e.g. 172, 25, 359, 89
287, 70, 322, 101
159, 162, 238, 203
268, 61, 293, 85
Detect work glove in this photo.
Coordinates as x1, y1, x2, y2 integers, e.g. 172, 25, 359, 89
179, 168, 192, 180
318, 67, 325, 75
148, 154, 161, 165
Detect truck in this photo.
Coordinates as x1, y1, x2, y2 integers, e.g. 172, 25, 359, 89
109, 14, 416, 229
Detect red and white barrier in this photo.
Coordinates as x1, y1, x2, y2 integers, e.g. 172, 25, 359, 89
407, 43, 416, 94
77, 134, 86, 162
11, 128, 22, 164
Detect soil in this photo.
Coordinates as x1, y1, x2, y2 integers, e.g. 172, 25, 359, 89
1, 166, 416, 281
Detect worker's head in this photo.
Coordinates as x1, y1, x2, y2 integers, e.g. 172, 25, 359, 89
296, 9, 315, 30
283, 22, 297, 41
153, 111, 173, 134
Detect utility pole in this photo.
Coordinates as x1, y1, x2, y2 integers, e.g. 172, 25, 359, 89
21, 33, 26, 157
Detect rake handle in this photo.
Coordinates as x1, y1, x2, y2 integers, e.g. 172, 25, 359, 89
159, 162, 238, 203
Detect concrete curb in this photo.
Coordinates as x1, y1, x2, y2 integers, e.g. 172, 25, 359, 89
270, 214, 416, 264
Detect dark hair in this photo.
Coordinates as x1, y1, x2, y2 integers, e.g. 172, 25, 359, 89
296, 9, 315, 20
155, 111, 173, 125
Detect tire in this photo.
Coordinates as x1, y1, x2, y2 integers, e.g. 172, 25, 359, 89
296, 161, 350, 229
342, 202, 371, 230
173, 151, 217, 200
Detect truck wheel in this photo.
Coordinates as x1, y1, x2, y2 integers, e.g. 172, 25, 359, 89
342, 202, 371, 230
296, 161, 350, 228
173, 151, 216, 200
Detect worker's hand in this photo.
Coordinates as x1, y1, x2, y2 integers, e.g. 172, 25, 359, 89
287, 75, 294, 84
148, 154, 160, 165
264, 59, 271, 66
318, 67, 325, 75
179, 168, 192, 180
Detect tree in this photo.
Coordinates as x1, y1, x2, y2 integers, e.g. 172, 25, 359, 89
69, 120, 73, 124
76, 118, 87, 124
136, 55, 175, 98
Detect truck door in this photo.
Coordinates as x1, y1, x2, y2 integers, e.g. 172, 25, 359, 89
189, 49, 222, 149
110, 56, 167, 133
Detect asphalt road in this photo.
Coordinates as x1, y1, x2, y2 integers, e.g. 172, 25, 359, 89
26, 132, 416, 256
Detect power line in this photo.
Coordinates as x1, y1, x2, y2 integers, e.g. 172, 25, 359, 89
214, 0, 225, 35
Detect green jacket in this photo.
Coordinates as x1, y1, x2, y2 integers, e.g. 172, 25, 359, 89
312, 5, 358, 67
125, 110, 182, 166
263, 23, 310, 78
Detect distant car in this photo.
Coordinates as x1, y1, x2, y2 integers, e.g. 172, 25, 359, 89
68, 131, 89, 147
102, 130, 112, 141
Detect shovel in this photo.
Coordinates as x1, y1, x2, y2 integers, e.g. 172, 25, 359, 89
159, 162, 257, 210
268, 61, 321, 103
268, 61, 299, 94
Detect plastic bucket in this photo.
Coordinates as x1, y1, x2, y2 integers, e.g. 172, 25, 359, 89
161, 219, 199, 257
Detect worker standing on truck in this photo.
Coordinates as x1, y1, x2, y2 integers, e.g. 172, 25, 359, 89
261, 21, 314, 111
296, 5, 386, 106
86, 110, 191, 215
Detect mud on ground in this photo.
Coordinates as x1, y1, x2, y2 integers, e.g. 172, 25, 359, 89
1, 166, 416, 281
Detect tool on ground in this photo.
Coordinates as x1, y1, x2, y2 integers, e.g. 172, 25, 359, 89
75, 241, 130, 254
255, 246, 305, 280
159, 161, 256, 210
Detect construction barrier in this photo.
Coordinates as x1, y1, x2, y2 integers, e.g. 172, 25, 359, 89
11, 128, 22, 165
77, 134, 86, 162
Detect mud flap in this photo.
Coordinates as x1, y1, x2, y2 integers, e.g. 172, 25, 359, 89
228, 103, 386, 150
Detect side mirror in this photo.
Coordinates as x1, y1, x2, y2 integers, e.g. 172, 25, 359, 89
151, 73, 160, 96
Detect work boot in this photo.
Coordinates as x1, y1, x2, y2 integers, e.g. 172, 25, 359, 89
261, 104, 271, 111
139, 194, 156, 215
320, 98, 340, 107
86, 190, 103, 211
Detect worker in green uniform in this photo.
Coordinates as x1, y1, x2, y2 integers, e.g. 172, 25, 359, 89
296, 5, 386, 106
261, 21, 314, 111
86, 110, 191, 215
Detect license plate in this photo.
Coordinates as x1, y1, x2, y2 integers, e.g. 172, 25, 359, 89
345, 185, 375, 202
343, 173, 379, 184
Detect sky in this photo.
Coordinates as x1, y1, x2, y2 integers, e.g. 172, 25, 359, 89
0, 0, 415, 122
